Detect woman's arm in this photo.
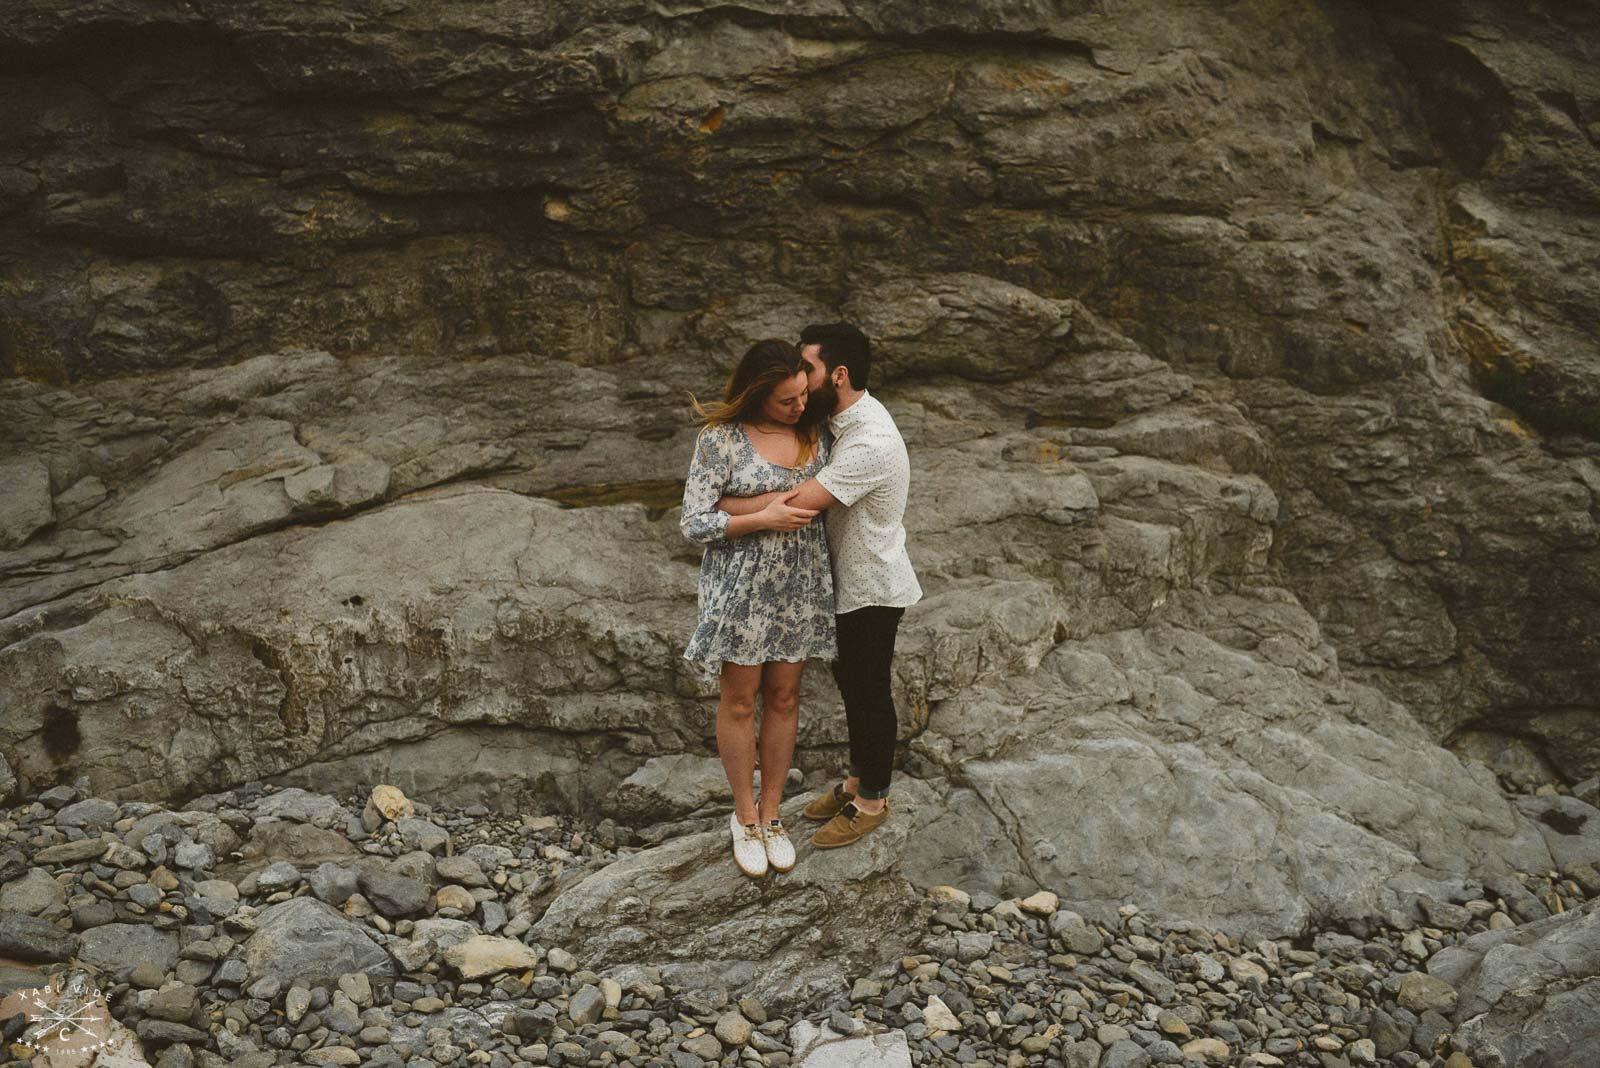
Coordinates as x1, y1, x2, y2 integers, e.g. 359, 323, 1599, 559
717, 490, 781, 516
719, 429, 829, 515
726, 511, 779, 537
681, 427, 736, 545
723, 479, 840, 515
682, 429, 816, 542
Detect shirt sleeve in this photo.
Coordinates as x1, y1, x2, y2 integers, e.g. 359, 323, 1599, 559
680, 425, 734, 545
815, 431, 890, 507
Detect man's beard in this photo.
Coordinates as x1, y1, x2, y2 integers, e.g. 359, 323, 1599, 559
800, 378, 838, 428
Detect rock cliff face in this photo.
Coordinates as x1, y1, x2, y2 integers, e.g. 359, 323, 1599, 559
2, 0, 1598, 943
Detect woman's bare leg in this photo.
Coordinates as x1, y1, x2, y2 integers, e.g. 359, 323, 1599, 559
718, 663, 765, 826
757, 660, 805, 823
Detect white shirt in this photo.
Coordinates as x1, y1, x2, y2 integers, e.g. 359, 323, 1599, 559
815, 391, 922, 615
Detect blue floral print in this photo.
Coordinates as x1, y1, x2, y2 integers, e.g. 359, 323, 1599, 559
681, 422, 837, 666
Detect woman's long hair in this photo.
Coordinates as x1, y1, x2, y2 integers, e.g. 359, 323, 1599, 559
691, 339, 820, 465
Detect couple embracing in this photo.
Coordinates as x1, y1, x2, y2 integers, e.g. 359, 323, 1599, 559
679, 323, 921, 877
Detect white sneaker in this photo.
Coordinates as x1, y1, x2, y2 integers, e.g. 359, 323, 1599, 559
730, 812, 769, 877
763, 818, 796, 872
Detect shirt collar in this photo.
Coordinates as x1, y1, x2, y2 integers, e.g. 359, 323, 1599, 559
829, 390, 872, 431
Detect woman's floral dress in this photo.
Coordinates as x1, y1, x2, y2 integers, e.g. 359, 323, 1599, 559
680, 422, 837, 667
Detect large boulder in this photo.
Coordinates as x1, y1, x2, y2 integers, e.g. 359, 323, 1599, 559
602, 754, 737, 824
243, 897, 395, 987
1431, 899, 1600, 1068
534, 782, 939, 1011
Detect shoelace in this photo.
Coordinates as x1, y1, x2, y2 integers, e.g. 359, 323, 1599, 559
741, 822, 763, 842
841, 802, 884, 826
765, 821, 788, 839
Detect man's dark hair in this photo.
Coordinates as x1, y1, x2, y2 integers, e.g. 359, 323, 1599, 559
799, 322, 872, 391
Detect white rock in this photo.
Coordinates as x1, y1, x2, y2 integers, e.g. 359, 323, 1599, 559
441, 935, 540, 980
368, 785, 414, 821
1182, 1037, 1232, 1064
789, 1021, 913, 1068
1228, 957, 1270, 985
922, 995, 962, 1033
1018, 890, 1059, 915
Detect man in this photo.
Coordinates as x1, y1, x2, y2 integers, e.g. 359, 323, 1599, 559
716, 322, 922, 848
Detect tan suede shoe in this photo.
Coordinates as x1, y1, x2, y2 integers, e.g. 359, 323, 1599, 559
802, 782, 856, 822
811, 800, 890, 848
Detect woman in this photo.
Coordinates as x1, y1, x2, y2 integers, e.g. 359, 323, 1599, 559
681, 339, 836, 878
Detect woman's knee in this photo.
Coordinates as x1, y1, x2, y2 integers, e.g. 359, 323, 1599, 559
719, 692, 758, 720
761, 685, 801, 717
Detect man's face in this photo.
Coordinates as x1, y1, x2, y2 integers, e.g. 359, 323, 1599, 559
799, 344, 827, 392
799, 343, 841, 418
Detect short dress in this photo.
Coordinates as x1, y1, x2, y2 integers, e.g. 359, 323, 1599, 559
680, 422, 837, 667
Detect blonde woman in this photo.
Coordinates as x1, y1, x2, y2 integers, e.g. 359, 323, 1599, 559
681, 339, 836, 877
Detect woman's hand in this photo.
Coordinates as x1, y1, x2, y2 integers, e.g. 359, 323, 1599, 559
758, 489, 819, 531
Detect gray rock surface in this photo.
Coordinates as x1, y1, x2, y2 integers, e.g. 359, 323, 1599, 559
243, 897, 396, 987
0, 867, 66, 916
2, 777, 1597, 1067
253, 787, 350, 828
77, 923, 182, 975
1, 0, 1597, 960
0, 359, 1579, 943
789, 1020, 913, 1067
0, 910, 81, 962
1438, 899, 1600, 1068
533, 782, 939, 1008
0, 460, 52, 550
603, 754, 737, 823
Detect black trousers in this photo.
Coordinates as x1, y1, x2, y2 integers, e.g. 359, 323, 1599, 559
831, 605, 905, 800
